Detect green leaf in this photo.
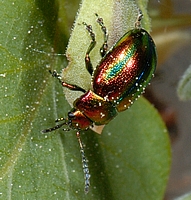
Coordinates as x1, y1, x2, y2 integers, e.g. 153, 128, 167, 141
63, 0, 150, 105
0, 0, 171, 199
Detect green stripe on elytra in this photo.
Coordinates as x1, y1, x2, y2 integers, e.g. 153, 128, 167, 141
106, 44, 136, 79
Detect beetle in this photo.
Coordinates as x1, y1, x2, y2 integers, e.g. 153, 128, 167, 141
42, 10, 157, 193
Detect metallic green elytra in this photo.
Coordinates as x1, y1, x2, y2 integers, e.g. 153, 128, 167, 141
42, 11, 157, 193
93, 28, 157, 112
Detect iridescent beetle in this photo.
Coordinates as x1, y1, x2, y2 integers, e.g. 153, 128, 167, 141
42, 10, 157, 193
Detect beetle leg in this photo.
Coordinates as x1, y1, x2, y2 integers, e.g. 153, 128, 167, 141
135, 9, 143, 29
95, 13, 108, 58
49, 70, 86, 93
83, 22, 96, 76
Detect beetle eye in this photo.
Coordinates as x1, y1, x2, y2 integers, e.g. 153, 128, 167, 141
68, 112, 75, 118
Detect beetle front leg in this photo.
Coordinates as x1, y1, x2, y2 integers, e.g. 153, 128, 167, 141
83, 22, 96, 76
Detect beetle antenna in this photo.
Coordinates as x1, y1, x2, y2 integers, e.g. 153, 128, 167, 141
76, 131, 90, 193
41, 121, 67, 133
